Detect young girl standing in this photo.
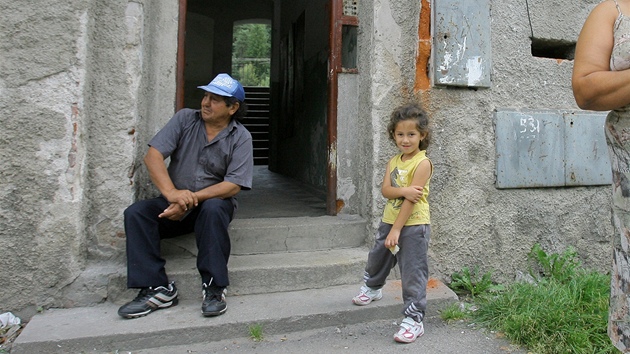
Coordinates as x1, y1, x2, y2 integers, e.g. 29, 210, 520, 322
352, 103, 433, 344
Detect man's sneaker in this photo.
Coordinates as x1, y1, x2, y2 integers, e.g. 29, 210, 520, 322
351, 285, 383, 306
117, 282, 178, 319
393, 317, 424, 343
201, 283, 227, 316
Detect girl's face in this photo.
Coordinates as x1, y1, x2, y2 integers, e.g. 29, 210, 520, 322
394, 119, 425, 158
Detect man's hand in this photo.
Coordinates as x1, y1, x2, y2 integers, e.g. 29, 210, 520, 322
164, 189, 199, 212
402, 185, 423, 204
159, 202, 190, 221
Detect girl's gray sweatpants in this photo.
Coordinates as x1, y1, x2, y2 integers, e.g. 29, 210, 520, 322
362, 221, 430, 323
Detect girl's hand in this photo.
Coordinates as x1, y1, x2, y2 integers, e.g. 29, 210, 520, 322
385, 229, 401, 249
403, 185, 423, 203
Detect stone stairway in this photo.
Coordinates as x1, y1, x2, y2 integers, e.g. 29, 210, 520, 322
11, 214, 458, 353
106, 214, 371, 303
11, 167, 458, 353
13, 280, 457, 354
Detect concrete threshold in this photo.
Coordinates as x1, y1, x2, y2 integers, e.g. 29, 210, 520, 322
12, 280, 457, 354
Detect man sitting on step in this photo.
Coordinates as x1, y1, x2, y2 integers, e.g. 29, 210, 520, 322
118, 73, 253, 319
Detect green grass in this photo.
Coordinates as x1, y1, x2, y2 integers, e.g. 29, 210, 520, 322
450, 265, 504, 298
474, 271, 613, 353
440, 302, 470, 322
249, 324, 264, 342
443, 244, 618, 354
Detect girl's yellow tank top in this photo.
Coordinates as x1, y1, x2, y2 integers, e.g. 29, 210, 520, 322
382, 150, 432, 225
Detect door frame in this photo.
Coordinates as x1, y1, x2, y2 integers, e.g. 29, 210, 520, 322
327, 0, 358, 214
175, 0, 346, 215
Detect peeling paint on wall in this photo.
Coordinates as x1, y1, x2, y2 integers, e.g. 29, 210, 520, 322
415, 0, 431, 91
466, 56, 484, 86
375, 0, 402, 67
337, 176, 356, 202
434, 0, 491, 87
438, 36, 467, 80
328, 141, 337, 171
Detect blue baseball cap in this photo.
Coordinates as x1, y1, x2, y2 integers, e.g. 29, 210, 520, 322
197, 73, 245, 102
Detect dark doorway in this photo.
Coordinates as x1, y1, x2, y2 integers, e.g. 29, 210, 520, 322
178, 0, 335, 216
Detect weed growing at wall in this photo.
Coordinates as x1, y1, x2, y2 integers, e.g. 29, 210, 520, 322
449, 266, 504, 298
443, 244, 616, 353
249, 324, 264, 342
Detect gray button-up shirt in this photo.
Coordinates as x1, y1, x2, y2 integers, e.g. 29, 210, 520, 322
148, 108, 253, 193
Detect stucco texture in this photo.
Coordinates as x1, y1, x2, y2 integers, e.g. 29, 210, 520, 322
0, 0, 614, 319
358, 0, 611, 285
0, 0, 178, 318
0, 0, 92, 317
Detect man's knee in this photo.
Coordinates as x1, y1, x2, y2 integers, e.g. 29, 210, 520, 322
124, 200, 149, 220
197, 198, 233, 222
124, 198, 164, 224
124, 202, 140, 221
199, 198, 231, 212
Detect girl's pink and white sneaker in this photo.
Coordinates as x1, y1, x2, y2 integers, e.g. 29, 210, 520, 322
394, 317, 424, 343
351, 285, 383, 305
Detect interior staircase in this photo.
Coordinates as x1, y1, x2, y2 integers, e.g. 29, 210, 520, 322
242, 86, 270, 166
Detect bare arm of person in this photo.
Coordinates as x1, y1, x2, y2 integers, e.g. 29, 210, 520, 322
144, 146, 199, 219
194, 181, 241, 202
381, 163, 424, 203
158, 181, 241, 220
573, 1, 630, 111
384, 159, 432, 249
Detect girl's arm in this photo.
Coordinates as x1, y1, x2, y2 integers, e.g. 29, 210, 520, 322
382, 163, 424, 203
384, 159, 432, 249
572, 1, 630, 111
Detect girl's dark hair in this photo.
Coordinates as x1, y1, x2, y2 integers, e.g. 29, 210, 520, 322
223, 96, 248, 122
387, 103, 431, 150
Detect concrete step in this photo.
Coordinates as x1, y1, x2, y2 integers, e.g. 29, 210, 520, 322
107, 247, 371, 303
12, 280, 458, 354
163, 215, 368, 256
63, 216, 369, 308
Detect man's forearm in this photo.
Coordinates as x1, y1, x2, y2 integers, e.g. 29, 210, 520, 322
145, 147, 177, 198
195, 181, 241, 202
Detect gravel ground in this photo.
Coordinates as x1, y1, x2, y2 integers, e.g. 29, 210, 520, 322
127, 315, 528, 354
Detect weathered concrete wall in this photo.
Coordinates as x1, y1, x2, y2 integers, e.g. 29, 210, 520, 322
0, 0, 613, 319
84, 0, 145, 261
0, 0, 91, 319
356, 0, 612, 284
337, 74, 360, 214
528, 0, 596, 42
0, 0, 178, 318
135, 1, 180, 201
84, 0, 179, 261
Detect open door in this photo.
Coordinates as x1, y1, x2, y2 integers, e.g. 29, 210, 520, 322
175, 0, 351, 216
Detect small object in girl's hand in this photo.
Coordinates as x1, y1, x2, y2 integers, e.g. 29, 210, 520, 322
389, 245, 400, 255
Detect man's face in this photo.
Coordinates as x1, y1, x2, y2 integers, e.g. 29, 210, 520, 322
200, 92, 239, 122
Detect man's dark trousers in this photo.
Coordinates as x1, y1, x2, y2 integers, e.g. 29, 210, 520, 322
123, 196, 234, 289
